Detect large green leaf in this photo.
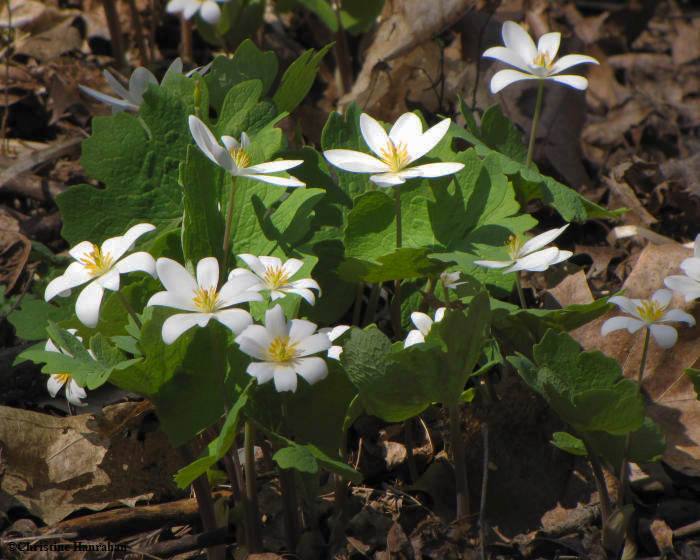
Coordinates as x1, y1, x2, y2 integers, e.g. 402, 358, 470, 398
273, 44, 332, 114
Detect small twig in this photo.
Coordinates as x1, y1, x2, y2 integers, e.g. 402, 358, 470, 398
123, 0, 150, 67
100, 0, 127, 71
479, 423, 489, 560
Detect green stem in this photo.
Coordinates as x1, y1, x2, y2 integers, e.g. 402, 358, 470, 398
244, 421, 261, 552
525, 79, 544, 168
582, 435, 611, 526
515, 272, 527, 309
618, 326, 650, 508
222, 175, 236, 274
280, 400, 300, 553
115, 291, 142, 329
405, 418, 419, 483
392, 186, 403, 338
448, 402, 470, 519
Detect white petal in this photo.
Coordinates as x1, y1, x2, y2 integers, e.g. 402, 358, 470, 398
199, 0, 221, 24
162, 313, 210, 344
240, 132, 251, 149
75, 281, 105, 328
45, 274, 77, 301
273, 366, 299, 393
404, 329, 425, 348
328, 346, 343, 360
214, 309, 254, 334
69, 240, 96, 261
103, 70, 131, 101
549, 54, 599, 75
258, 255, 284, 273
482, 46, 531, 73
188, 115, 235, 173
410, 312, 433, 336
519, 225, 569, 257
549, 249, 573, 266
247, 361, 276, 385
434, 307, 446, 322
246, 160, 304, 174
537, 32, 561, 62
196, 257, 220, 291
166, 0, 188, 14
240, 172, 305, 187
680, 258, 700, 281
502, 21, 537, 62
651, 289, 672, 308
284, 287, 317, 306
182, 1, 200, 19
280, 258, 304, 278
664, 275, 700, 301
221, 136, 239, 151
473, 259, 512, 269
265, 305, 289, 339
115, 251, 156, 276
218, 278, 263, 306
128, 67, 158, 103
601, 316, 644, 336
47, 375, 66, 398
65, 379, 87, 406
490, 69, 539, 93
148, 290, 198, 311
295, 356, 328, 386
289, 277, 321, 293
505, 247, 562, 273
369, 172, 407, 187
360, 113, 391, 158
287, 318, 318, 343
660, 308, 695, 326
96, 268, 120, 291
409, 162, 465, 178
237, 254, 266, 277
613, 297, 644, 321
407, 118, 451, 162
121, 222, 156, 249
295, 333, 331, 358
547, 74, 589, 90
156, 258, 198, 295
79, 85, 137, 111
649, 324, 678, 349
236, 326, 273, 360
325, 325, 350, 342
388, 112, 423, 147
323, 149, 389, 173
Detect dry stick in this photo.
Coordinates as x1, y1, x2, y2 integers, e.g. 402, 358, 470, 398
618, 327, 651, 509
332, 0, 353, 96
123, 0, 150, 67
100, 0, 127, 71
479, 423, 489, 560
135, 527, 235, 558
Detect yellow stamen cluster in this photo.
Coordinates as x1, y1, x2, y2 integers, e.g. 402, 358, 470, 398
267, 336, 299, 362
379, 141, 410, 171
193, 286, 222, 313
79, 244, 114, 276
636, 300, 666, 322
533, 51, 552, 68
506, 235, 523, 259
230, 147, 250, 169
263, 265, 291, 289
51, 373, 71, 385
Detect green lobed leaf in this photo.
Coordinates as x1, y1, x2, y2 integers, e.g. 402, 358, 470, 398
274, 445, 320, 474
551, 431, 588, 456
273, 44, 333, 114
584, 417, 666, 466
339, 0, 385, 34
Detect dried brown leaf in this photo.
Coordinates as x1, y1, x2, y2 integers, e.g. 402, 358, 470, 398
0, 229, 30, 292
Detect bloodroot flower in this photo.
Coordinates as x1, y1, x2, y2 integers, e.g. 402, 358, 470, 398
235, 305, 331, 392
166, 0, 229, 25
601, 289, 695, 349
45, 330, 88, 407
188, 116, 305, 186
323, 112, 464, 188
147, 257, 263, 344
45, 224, 156, 328
474, 224, 572, 274
483, 20, 599, 93
664, 235, 700, 302
404, 308, 446, 348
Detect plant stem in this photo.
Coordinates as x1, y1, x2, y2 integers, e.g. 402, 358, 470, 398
123, 0, 149, 67
582, 435, 611, 526
100, 0, 127, 71
363, 283, 380, 327
115, 291, 142, 329
392, 186, 403, 338
352, 282, 364, 326
479, 423, 489, 560
618, 326, 650, 509
279, 466, 299, 554
515, 272, 527, 309
404, 418, 419, 483
180, 16, 193, 63
525, 79, 544, 168
222, 175, 236, 273
448, 402, 470, 519
332, 0, 352, 95
244, 421, 261, 552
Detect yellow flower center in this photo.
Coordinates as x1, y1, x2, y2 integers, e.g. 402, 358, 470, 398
635, 300, 666, 322
506, 235, 523, 259
533, 51, 552, 68
379, 141, 410, 171
79, 244, 114, 276
51, 373, 71, 385
193, 286, 222, 313
267, 336, 299, 362
230, 147, 250, 169
263, 265, 291, 289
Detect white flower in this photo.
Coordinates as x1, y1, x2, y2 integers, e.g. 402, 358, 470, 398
45, 224, 156, 328
188, 116, 305, 186
601, 289, 695, 349
664, 235, 700, 302
323, 112, 465, 188
166, 0, 228, 24
79, 59, 183, 113
404, 307, 446, 348
45, 330, 88, 407
319, 325, 351, 360
474, 224, 572, 274
235, 305, 331, 392
483, 21, 599, 93
230, 254, 321, 306
440, 270, 465, 290
147, 257, 262, 344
